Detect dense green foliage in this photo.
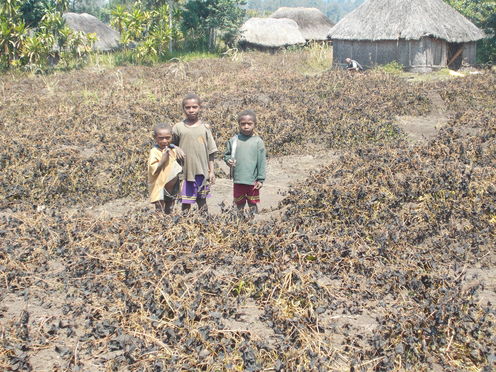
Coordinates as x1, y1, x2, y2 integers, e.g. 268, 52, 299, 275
19, 0, 56, 27
182, 0, 246, 49
0, 0, 95, 71
1, 0, 247, 70
109, 1, 182, 64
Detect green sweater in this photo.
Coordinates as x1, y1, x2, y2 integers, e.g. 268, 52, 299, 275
224, 133, 266, 185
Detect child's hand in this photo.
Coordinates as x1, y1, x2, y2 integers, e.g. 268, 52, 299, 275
227, 159, 236, 167
158, 148, 170, 163
254, 181, 263, 189
209, 169, 216, 185
175, 147, 186, 161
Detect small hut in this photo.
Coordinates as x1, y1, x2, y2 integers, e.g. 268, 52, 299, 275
270, 7, 334, 42
63, 13, 120, 51
327, 0, 485, 71
239, 18, 305, 50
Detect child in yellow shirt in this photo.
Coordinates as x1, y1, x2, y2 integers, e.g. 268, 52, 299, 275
148, 123, 183, 214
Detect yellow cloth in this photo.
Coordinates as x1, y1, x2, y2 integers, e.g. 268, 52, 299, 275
148, 146, 182, 203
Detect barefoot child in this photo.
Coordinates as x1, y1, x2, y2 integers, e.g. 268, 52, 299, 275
148, 123, 183, 214
224, 110, 266, 215
172, 94, 218, 212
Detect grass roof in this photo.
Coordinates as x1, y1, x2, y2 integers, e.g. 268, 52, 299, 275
327, 0, 485, 42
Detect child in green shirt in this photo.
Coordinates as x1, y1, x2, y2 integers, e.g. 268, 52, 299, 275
224, 110, 266, 215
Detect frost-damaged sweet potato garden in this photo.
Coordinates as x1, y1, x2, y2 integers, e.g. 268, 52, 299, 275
1, 51, 495, 371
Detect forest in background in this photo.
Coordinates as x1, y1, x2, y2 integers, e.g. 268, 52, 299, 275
244, 0, 364, 23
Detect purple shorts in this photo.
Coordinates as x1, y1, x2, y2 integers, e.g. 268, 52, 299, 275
181, 175, 211, 204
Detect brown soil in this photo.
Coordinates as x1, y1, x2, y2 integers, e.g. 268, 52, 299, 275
396, 90, 448, 143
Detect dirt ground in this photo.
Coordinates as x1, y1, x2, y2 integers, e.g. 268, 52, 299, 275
81, 151, 340, 219
395, 90, 448, 142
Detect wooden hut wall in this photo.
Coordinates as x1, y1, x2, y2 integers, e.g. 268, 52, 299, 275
409, 39, 428, 67
332, 40, 352, 66
375, 41, 400, 65
410, 38, 448, 69
431, 39, 446, 67
462, 42, 477, 65
398, 40, 411, 66
353, 41, 375, 65
333, 38, 449, 69
333, 40, 399, 67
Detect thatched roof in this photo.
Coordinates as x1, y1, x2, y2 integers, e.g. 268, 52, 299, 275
327, 0, 485, 43
239, 18, 305, 48
63, 12, 120, 51
270, 7, 334, 41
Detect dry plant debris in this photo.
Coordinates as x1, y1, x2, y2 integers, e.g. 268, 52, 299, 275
0, 51, 495, 371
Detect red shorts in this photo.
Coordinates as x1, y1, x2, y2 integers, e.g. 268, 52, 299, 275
233, 183, 260, 205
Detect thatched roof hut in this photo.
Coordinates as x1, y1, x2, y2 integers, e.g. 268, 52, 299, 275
63, 12, 120, 51
239, 18, 305, 49
270, 7, 334, 41
328, 0, 485, 71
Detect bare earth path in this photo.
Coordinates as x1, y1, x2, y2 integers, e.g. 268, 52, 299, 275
396, 90, 448, 142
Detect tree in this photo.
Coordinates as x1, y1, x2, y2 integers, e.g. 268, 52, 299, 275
1, 0, 27, 68
1, 0, 94, 71
20, 0, 54, 27
182, 0, 246, 50
109, 1, 182, 62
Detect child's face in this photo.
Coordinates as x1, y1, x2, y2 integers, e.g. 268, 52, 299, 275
155, 128, 172, 150
239, 115, 256, 136
183, 99, 201, 121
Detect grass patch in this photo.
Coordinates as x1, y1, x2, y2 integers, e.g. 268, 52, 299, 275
401, 68, 464, 82
372, 61, 404, 74
86, 49, 221, 68
298, 42, 332, 75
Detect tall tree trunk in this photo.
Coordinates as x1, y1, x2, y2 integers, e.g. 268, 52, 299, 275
208, 28, 215, 50
168, 1, 172, 53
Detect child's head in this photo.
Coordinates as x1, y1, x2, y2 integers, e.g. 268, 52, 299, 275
182, 93, 201, 122
153, 123, 173, 149
238, 110, 256, 136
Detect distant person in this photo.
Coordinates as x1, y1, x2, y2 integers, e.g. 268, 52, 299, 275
224, 110, 266, 216
173, 93, 218, 213
345, 57, 363, 72
148, 123, 184, 214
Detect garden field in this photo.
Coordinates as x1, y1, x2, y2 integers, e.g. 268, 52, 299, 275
0, 50, 495, 371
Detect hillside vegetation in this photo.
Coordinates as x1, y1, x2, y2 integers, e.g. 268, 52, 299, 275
0, 51, 495, 371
